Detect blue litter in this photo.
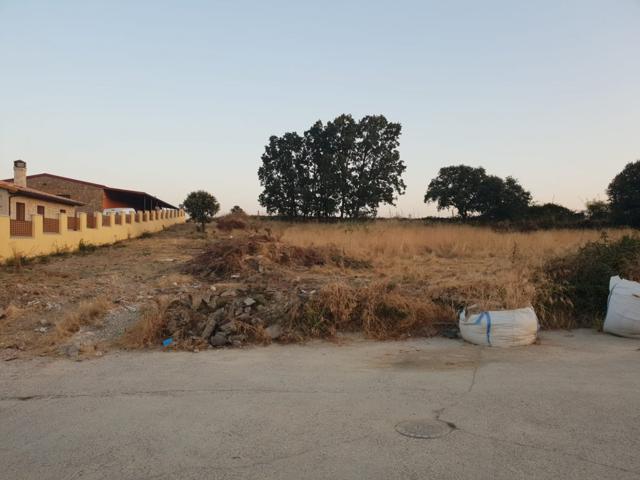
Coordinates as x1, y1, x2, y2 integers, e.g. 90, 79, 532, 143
162, 337, 173, 347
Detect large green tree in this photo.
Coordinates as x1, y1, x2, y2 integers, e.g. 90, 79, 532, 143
257, 114, 405, 219
424, 165, 487, 218
257, 133, 305, 217
477, 175, 532, 221
424, 165, 531, 220
607, 160, 640, 227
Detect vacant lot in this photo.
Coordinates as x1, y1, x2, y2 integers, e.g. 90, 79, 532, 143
0, 219, 637, 357
1, 331, 639, 479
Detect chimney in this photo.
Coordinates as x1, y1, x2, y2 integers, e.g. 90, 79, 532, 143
13, 160, 26, 187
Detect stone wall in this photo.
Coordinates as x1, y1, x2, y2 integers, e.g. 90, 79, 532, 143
25, 176, 103, 213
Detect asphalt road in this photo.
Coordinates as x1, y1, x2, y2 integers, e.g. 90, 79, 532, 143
1, 330, 639, 479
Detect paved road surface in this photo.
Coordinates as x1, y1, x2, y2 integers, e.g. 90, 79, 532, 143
1, 330, 639, 479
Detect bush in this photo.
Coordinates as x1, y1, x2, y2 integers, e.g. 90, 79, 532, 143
535, 234, 640, 328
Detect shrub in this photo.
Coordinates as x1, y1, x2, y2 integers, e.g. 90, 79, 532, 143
535, 234, 640, 328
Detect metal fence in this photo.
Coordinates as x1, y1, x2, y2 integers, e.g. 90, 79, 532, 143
86, 214, 96, 229
102, 215, 111, 227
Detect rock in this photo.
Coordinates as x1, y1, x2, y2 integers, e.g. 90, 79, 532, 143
265, 324, 282, 340
219, 321, 237, 334
243, 297, 256, 307
201, 314, 218, 340
210, 333, 228, 347
229, 334, 247, 343
63, 344, 80, 358
221, 289, 237, 298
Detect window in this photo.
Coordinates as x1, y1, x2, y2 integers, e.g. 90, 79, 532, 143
60, 209, 66, 214
37, 205, 45, 216
16, 202, 26, 221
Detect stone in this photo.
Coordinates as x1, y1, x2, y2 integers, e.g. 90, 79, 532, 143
243, 297, 256, 307
219, 321, 236, 334
64, 344, 80, 358
210, 333, 228, 347
201, 314, 218, 340
265, 324, 282, 340
221, 289, 237, 298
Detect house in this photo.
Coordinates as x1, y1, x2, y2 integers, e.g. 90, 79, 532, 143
3, 161, 177, 213
0, 161, 84, 220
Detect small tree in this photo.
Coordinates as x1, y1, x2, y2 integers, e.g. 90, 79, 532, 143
181, 190, 220, 232
230, 205, 245, 215
608, 160, 640, 227
585, 200, 610, 224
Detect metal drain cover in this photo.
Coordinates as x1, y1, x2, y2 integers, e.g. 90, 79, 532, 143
395, 419, 453, 439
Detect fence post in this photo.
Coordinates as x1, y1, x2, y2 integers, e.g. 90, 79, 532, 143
95, 212, 103, 230
110, 212, 116, 228
78, 212, 87, 232
0, 216, 9, 248
58, 212, 68, 235
32, 214, 43, 241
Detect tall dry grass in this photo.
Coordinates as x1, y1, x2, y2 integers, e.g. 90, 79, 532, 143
271, 221, 637, 314
276, 222, 635, 267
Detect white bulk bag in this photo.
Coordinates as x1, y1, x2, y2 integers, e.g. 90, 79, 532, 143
459, 307, 538, 347
603, 276, 640, 339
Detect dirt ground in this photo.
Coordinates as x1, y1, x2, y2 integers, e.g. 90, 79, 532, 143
2, 218, 631, 360
0, 224, 208, 358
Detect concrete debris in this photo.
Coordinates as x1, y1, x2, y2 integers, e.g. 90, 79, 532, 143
160, 288, 285, 349
265, 324, 282, 340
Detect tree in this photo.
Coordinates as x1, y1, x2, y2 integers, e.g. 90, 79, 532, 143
424, 165, 487, 218
607, 160, 640, 227
257, 133, 305, 217
257, 114, 406, 219
348, 115, 406, 218
181, 190, 220, 231
585, 200, 610, 223
230, 205, 245, 215
477, 175, 531, 221
424, 166, 531, 220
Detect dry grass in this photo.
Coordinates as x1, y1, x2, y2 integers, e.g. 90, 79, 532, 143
276, 222, 634, 265
287, 281, 456, 339
271, 221, 637, 314
55, 297, 111, 338
121, 297, 171, 348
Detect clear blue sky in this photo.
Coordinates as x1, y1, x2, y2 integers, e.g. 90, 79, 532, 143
1, 0, 639, 216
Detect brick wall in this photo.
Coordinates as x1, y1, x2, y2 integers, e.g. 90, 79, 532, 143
25, 176, 103, 213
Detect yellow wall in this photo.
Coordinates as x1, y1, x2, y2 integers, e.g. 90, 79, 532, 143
0, 210, 185, 260
5, 194, 77, 220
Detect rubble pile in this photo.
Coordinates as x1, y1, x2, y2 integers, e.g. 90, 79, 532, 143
162, 286, 288, 348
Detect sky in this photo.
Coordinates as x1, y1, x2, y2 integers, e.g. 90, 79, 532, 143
1, 0, 639, 216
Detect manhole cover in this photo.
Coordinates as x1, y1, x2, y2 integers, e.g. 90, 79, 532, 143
395, 419, 453, 439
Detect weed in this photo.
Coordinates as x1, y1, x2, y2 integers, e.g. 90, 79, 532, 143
78, 240, 97, 254
535, 234, 640, 329
55, 298, 111, 338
